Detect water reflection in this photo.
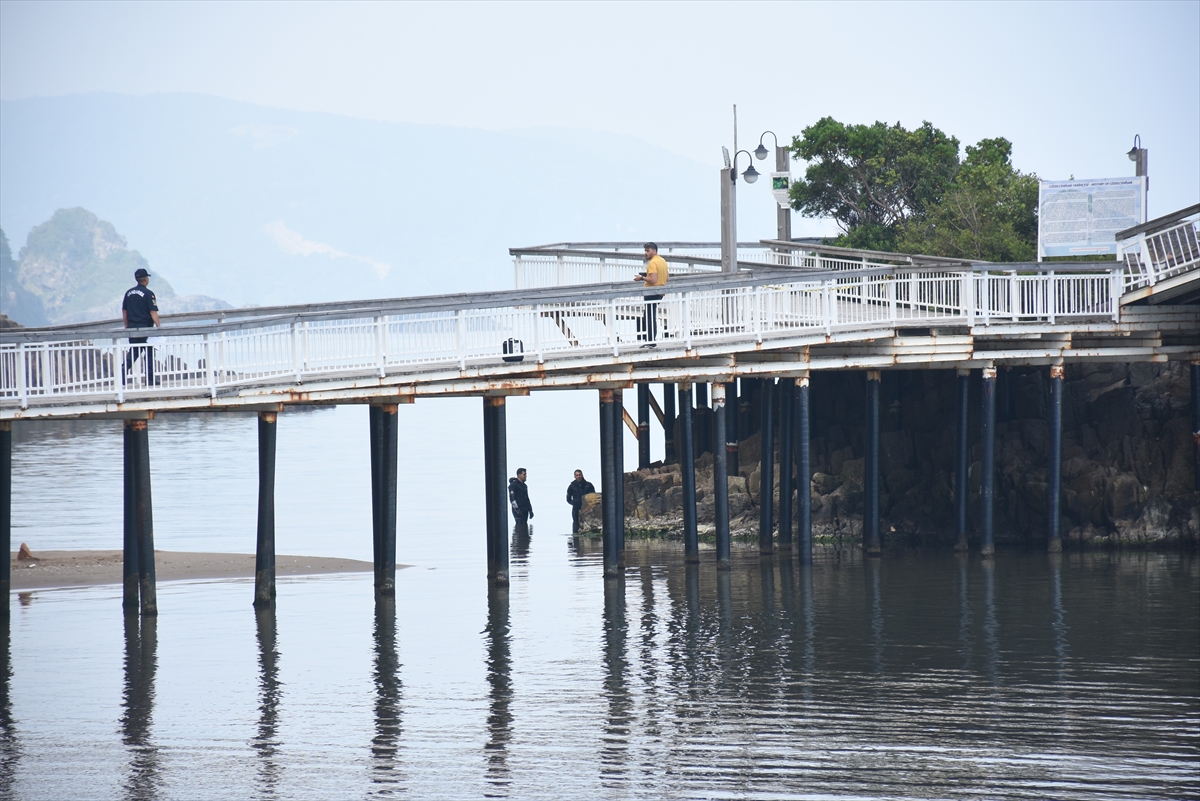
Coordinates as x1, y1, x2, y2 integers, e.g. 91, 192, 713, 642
511, 523, 531, 564
120, 612, 159, 801
253, 607, 281, 798
483, 586, 511, 796
0, 612, 18, 801
866, 558, 884, 674
982, 559, 1000, 685
372, 596, 404, 795
957, 554, 973, 671
600, 576, 629, 785
1049, 552, 1069, 680
635, 564, 662, 747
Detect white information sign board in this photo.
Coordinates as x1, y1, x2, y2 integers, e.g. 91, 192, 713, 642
1037, 176, 1146, 260
771, 172, 791, 209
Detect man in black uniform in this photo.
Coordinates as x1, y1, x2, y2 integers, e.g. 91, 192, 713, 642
565, 469, 596, 534
122, 268, 161, 385
509, 468, 534, 526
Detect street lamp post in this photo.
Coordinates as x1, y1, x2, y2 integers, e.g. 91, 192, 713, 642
720, 124, 792, 273
1128, 134, 1148, 212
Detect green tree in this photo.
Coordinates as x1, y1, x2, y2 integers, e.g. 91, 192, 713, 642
897, 138, 1038, 262
789, 117, 960, 251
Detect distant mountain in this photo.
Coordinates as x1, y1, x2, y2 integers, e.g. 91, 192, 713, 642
12, 208, 229, 325
0, 227, 48, 326
0, 93, 773, 309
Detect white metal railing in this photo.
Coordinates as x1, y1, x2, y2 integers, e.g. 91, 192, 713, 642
1, 265, 1136, 411
1117, 209, 1200, 293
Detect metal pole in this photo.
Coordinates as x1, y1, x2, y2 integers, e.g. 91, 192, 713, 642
636, 384, 651, 470
489, 398, 508, 585
759, 378, 775, 554
0, 421, 9, 614
1047, 365, 1065, 552
122, 420, 139, 609
713, 383, 730, 570
797, 377, 812, 565
1192, 361, 1200, 492
955, 368, 970, 552
725, 380, 739, 478
613, 388, 626, 564
254, 412, 277, 608
776, 145, 791, 243
379, 405, 399, 595
599, 390, 618, 578
864, 370, 881, 557
778, 378, 794, 551
370, 404, 384, 587
663, 382, 676, 464
481, 401, 496, 580
981, 366, 997, 558
679, 384, 698, 563
720, 167, 737, 273
131, 419, 157, 616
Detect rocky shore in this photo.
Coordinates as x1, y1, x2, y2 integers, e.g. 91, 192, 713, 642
579, 362, 1199, 549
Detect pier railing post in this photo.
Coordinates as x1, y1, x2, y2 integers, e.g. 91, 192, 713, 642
759, 378, 775, 555
778, 378, 795, 551
254, 412, 278, 608
864, 370, 881, 557
483, 397, 509, 585
636, 384, 651, 470
1048, 365, 1064, 553
713, 382, 730, 570
679, 384, 698, 563
954, 368, 970, 553
1, 421, 10, 614
131, 419, 157, 616
981, 366, 997, 558
797, 377, 813, 565
598, 390, 618, 578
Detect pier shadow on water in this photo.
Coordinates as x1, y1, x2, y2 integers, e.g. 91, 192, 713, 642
120, 612, 159, 801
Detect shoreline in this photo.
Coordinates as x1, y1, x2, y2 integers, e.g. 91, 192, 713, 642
8, 550, 378, 591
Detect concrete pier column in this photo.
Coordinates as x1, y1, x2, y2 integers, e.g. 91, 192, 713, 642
598, 390, 618, 578
613, 388, 626, 564
130, 419, 157, 616
797, 377, 812, 565
954, 368, 970, 552
725, 380, 739, 478
663, 383, 676, 464
713, 383, 731, 570
371, 404, 400, 594
778, 378, 795, 551
636, 384, 651, 470
981, 366, 997, 558
759, 378, 775, 555
679, 384, 699, 563
254, 412, 278, 608
123, 420, 139, 609
864, 370, 881, 558
483, 398, 509, 585
1192, 361, 1199, 491
0, 421, 9, 614
1048, 365, 1064, 553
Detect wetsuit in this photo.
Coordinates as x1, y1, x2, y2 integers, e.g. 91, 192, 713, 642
566, 478, 596, 533
509, 477, 533, 525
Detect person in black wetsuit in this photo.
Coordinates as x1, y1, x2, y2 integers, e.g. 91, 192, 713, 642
122, 268, 161, 384
509, 468, 533, 526
565, 469, 596, 534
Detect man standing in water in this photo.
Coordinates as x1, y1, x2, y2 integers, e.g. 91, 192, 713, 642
565, 469, 596, 534
509, 468, 534, 526
634, 242, 668, 347
122, 267, 161, 384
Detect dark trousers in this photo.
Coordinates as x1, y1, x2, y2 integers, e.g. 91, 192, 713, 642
571, 504, 582, 533
642, 294, 663, 342
123, 334, 155, 384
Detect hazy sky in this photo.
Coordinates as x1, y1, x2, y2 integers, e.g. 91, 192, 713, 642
2, 0, 1199, 215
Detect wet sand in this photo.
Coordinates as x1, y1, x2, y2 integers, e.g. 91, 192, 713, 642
8, 550, 377, 591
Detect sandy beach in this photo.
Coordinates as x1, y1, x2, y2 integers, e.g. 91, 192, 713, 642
8, 549, 377, 591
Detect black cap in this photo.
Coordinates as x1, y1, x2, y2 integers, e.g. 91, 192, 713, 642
134, 268, 150, 279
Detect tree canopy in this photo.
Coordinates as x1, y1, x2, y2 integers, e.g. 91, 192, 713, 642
789, 118, 1038, 261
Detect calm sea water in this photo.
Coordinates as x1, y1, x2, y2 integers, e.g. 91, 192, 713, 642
3, 399, 1199, 800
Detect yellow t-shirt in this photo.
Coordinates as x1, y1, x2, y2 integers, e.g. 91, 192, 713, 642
645, 254, 668, 287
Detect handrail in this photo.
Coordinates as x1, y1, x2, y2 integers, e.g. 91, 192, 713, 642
1114, 203, 1200, 241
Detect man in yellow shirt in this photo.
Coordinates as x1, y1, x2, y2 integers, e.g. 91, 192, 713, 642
634, 242, 668, 347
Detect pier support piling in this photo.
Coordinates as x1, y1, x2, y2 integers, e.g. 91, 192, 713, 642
370, 404, 400, 594
725, 381, 739, 478
130, 419, 157, 616
598, 390, 618, 578
679, 384, 698, 563
123, 421, 139, 609
1192, 361, 1199, 492
613, 388, 626, 564
713, 383, 731, 570
759, 378, 775, 555
954, 368, 970, 553
797, 378, 812, 565
636, 384, 651, 470
254, 412, 278, 608
864, 370, 881, 557
981, 366, 997, 558
1048, 365, 1064, 553
663, 383, 676, 464
483, 398, 509, 585
778, 378, 794, 551
1, 421, 9, 613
